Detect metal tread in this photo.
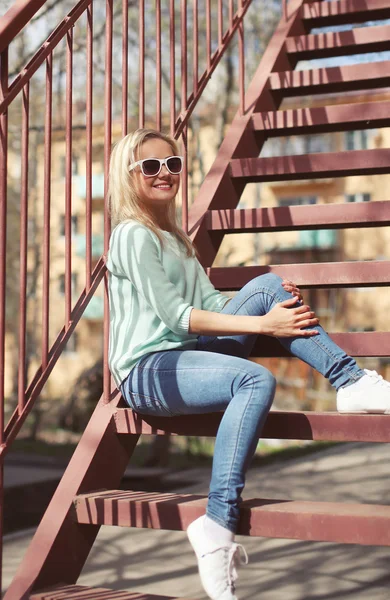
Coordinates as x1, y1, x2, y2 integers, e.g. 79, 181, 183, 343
302, 0, 390, 26
30, 585, 182, 599
208, 261, 390, 289
114, 408, 390, 442
206, 200, 390, 233
252, 100, 390, 136
268, 60, 390, 96
73, 489, 390, 546
229, 148, 390, 182
286, 24, 390, 60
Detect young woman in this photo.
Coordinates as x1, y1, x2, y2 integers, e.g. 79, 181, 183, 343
107, 128, 390, 600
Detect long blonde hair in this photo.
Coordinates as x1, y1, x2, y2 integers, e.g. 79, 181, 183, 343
108, 128, 197, 258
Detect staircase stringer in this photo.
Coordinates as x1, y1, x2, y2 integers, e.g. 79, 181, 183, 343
4, 392, 140, 600
189, 0, 308, 267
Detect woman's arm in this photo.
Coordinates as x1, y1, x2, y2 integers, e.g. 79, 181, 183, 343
189, 296, 320, 338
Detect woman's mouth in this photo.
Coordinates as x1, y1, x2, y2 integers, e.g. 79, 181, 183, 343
154, 183, 172, 190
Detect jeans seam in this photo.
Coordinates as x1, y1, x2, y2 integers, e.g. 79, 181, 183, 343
298, 332, 362, 381
124, 390, 175, 417
135, 364, 259, 377
206, 509, 236, 532
128, 365, 262, 417
199, 287, 282, 350
222, 374, 255, 525
232, 287, 279, 314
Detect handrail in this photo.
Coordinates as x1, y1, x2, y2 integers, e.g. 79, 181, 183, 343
0, 0, 49, 55
0, 0, 258, 461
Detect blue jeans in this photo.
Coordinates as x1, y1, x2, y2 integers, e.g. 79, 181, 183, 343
120, 273, 364, 533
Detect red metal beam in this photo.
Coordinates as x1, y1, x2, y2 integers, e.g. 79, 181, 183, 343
2, 259, 106, 456
18, 82, 29, 414
104, 0, 113, 404
207, 200, 390, 233
0, 0, 49, 54
0, 0, 92, 115
73, 489, 390, 545
252, 332, 390, 358
173, 0, 253, 138
303, 0, 390, 28
286, 25, 390, 61
229, 149, 390, 182
0, 48, 8, 449
31, 586, 180, 599
269, 60, 390, 97
114, 408, 390, 443
252, 100, 390, 136
208, 261, 390, 289
3, 397, 139, 598
188, 0, 307, 264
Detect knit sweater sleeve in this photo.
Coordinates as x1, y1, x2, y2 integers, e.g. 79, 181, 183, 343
109, 223, 193, 335
195, 259, 230, 313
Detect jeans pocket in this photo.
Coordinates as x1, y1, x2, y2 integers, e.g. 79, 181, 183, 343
127, 390, 174, 417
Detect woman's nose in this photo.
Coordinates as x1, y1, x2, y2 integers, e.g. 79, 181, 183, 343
159, 164, 170, 176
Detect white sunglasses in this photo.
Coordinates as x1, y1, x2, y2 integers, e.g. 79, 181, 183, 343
128, 155, 183, 177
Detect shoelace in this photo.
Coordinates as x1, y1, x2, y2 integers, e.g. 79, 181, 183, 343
364, 369, 390, 388
227, 543, 249, 590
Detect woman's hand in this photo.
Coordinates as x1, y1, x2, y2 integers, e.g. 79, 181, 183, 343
281, 278, 303, 302
261, 296, 320, 337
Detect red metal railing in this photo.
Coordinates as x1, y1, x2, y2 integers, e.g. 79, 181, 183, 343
0, 0, 262, 590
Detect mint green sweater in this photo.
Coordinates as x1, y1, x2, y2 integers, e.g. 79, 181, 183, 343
107, 221, 230, 386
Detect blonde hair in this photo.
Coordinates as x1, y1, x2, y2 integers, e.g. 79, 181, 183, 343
108, 128, 197, 258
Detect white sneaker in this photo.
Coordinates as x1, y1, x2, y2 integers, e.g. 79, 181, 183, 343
337, 369, 390, 414
187, 515, 248, 600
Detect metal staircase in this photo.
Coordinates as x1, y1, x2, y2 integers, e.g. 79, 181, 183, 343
2, 0, 390, 597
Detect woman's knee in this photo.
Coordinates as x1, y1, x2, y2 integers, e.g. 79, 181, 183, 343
242, 365, 276, 408
261, 369, 277, 406
253, 272, 283, 291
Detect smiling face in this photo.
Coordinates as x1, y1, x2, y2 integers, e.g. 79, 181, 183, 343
132, 137, 180, 220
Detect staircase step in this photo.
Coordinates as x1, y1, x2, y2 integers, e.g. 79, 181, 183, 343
206, 200, 390, 233
229, 148, 390, 182
302, 0, 390, 27
208, 261, 390, 289
252, 331, 390, 359
30, 585, 181, 599
268, 61, 390, 96
73, 490, 390, 546
286, 24, 390, 60
252, 100, 390, 136
114, 407, 390, 442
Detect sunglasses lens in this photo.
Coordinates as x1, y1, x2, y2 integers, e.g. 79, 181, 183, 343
142, 159, 160, 176
167, 157, 182, 174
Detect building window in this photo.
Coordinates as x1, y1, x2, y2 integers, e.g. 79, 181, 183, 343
278, 196, 317, 207
262, 134, 333, 157
345, 130, 368, 151
304, 134, 332, 154
59, 215, 78, 237
63, 332, 78, 354
345, 193, 371, 203
59, 155, 79, 178
59, 273, 78, 296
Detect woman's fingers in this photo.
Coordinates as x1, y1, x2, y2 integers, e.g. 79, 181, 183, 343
282, 279, 303, 300
298, 329, 319, 336
297, 317, 320, 328
279, 296, 300, 307
296, 311, 318, 321
293, 304, 312, 315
